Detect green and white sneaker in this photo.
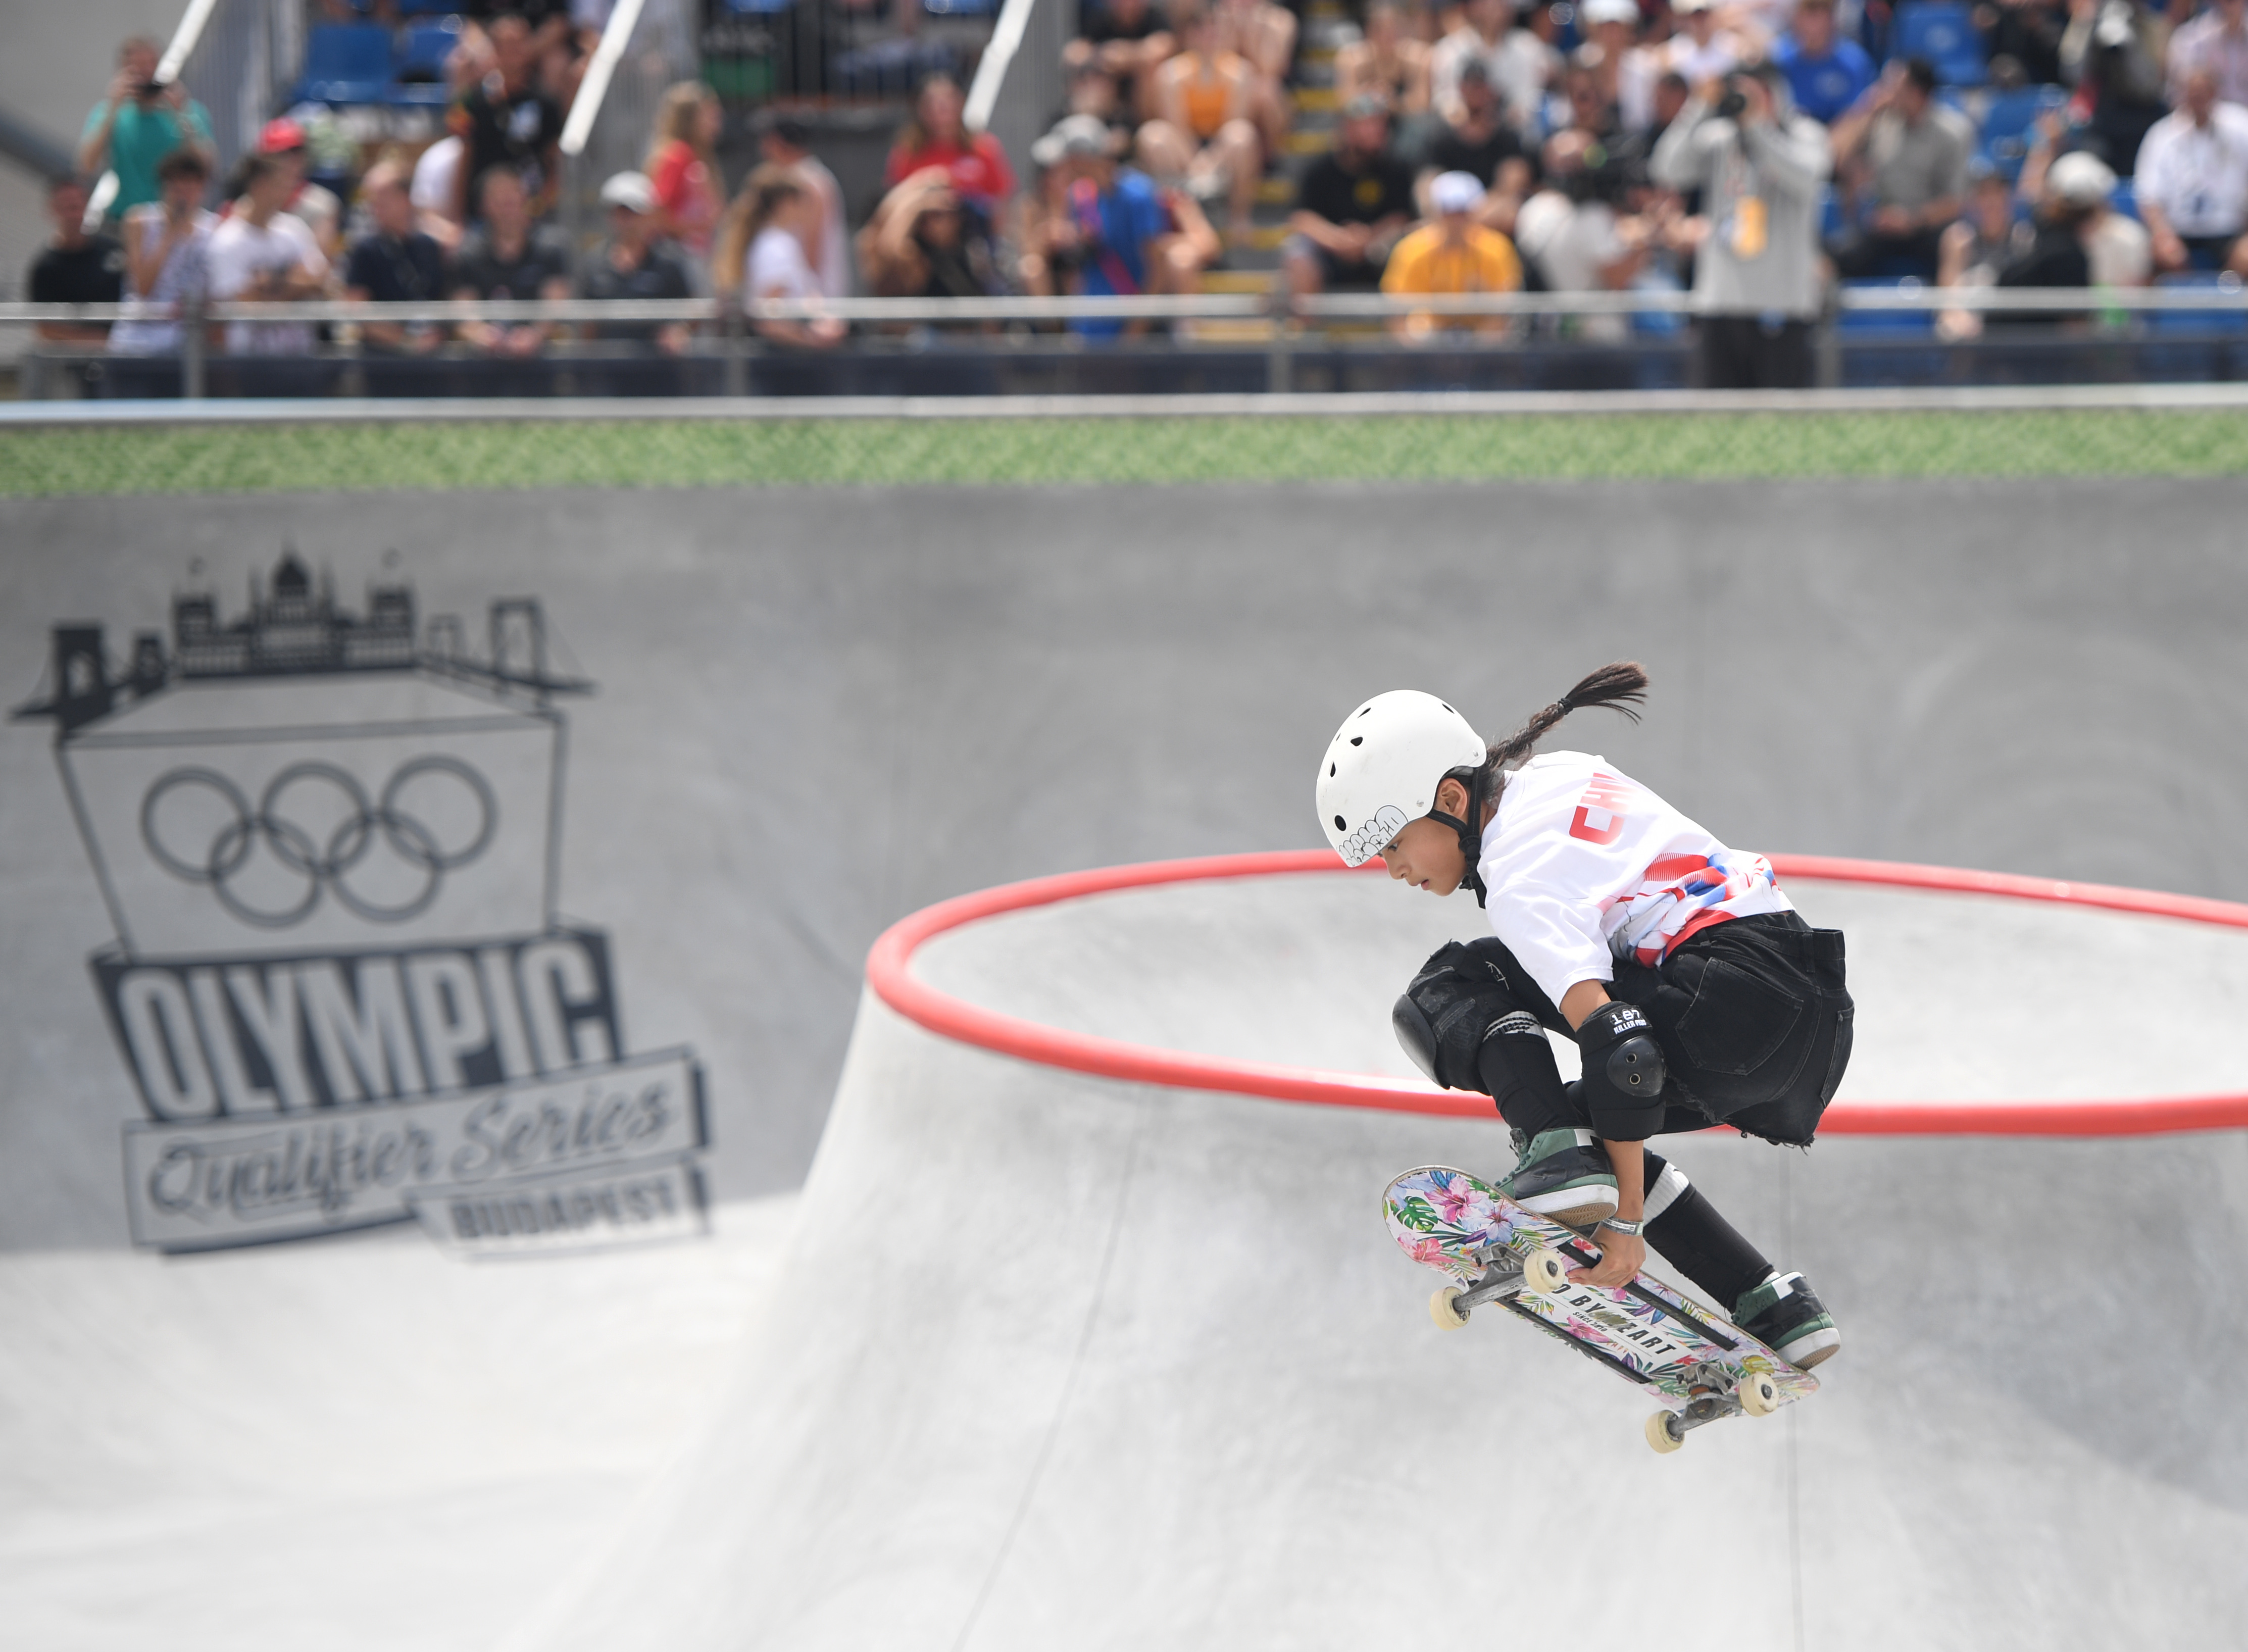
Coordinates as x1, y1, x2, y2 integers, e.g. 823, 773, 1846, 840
1734, 1271, 1841, 1369
1498, 1128, 1619, 1230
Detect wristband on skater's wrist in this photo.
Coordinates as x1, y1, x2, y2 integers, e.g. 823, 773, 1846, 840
1597, 1216, 1644, 1236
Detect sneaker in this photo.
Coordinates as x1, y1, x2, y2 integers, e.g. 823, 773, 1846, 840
1497, 1128, 1619, 1229
1733, 1271, 1841, 1369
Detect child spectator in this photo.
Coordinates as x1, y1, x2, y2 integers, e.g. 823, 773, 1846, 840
76, 36, 216, 222
448, 13, 566, 222
1284, 95, 1419, 298
344, 159, 448, 356
1380, 169, 1523, 336
2133, 64, 2248, 274
27, 177, 125, 343
1433, 0, 1557, 139
884, 75, 1018, 237
645, 82, 726, 263
111, 148, 215, 357
579, 171, 694, 353
1772, 0, 1877, 127
452, 166, 573, 356
713, 166, 847, 347
1140, 5, 1266, 240
758, 116, 852, 298
205, 153, 329, 357
1828, 58, 1975, 278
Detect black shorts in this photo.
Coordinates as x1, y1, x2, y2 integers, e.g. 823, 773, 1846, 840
1606, 912, 1855, 1146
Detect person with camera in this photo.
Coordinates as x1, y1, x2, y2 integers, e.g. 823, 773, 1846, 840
1651, 62, 1832, 388
76, 36, 217, 224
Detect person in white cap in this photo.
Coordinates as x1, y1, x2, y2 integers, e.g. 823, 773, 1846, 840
1379, 169, 1522, 336
1316, 666, 1849, 1372
579, 171, 694, 356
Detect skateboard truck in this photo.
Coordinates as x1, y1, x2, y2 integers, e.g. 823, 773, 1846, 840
1425, 1246, 1526, 1329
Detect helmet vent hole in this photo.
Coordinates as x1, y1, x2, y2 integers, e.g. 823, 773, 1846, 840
1441, 703, 1454, 714
1333, 815, 1346, 831
1350, 736, 1363, 746
1358, 707, 1371, 717
1328, 763, 1336, 776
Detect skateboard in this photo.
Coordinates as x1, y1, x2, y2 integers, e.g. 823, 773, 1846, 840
1382, 1165, 1818, 1453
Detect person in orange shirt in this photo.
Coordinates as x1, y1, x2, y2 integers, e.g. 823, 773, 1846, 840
1138, 5, 1264, 242
1380, 169, 1522, 338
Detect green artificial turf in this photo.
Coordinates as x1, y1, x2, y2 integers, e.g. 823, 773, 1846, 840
4, 409, 2245, 495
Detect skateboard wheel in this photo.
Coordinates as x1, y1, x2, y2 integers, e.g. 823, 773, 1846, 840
1737, 1371, 1782, 1417
1645, 1410, 1684, 1454
1523, 1247, 1570, 1295
1428, 1286, 1469, 1330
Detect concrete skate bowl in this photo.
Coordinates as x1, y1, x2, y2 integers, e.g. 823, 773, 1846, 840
527, 852, 2248, 1652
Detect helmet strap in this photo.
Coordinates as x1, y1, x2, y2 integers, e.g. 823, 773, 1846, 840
1424, 767, 1492, 908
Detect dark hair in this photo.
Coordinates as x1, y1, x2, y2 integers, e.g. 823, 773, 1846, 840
156, 146, 210, 184
1902, 57, 1939, 94
1480, 661, 1650, 776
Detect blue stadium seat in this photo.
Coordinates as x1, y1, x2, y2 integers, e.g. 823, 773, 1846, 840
924, 0, 1001, 13
388, 20, 463, 105
1818, 183, 1846, 241
2151, 273, 2248, 335
1838, 278, 1936, 335
1894, 4, 1986, 87
1979, 85, 2069, 179
722, 0, 797, 13
2110, 179, 2137, 221
295, 24, 394, 106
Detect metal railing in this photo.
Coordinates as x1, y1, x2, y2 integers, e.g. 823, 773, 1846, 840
965, 0, 1076, 196
559, 0, 701, 259
169, 0, 304, 186
6, 284, 2246, 398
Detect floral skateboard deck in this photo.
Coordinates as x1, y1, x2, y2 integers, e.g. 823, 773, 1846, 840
1382, 1165, 1818, 1452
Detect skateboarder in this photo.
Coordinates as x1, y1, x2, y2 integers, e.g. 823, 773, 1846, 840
1319, 664, 1847, 1368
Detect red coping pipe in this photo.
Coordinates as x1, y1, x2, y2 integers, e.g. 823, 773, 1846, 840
865, 849, 2248, 1137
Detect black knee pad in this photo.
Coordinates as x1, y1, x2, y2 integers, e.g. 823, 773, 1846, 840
1393, 939, 1562, 1099
1575, 1000, 1667, 1141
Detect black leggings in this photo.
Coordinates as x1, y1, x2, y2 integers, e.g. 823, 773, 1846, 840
1475, 913, 1854, 1308
1638, 1146, 1774, 1312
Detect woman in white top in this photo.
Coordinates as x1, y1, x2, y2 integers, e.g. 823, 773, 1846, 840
711, 165, 844, 349
1318, 664, 1848, 1369
110, 146, 216, 356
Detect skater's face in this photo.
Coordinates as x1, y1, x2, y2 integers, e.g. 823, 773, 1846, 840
1378, 776, 1473, 895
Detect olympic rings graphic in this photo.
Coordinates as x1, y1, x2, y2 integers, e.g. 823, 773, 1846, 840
139, 757, 498, 928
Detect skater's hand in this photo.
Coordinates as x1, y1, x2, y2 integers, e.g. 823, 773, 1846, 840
1570, 1230, 1644, 1290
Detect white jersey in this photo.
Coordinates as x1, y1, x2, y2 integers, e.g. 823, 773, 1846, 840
1476, 750, 1793, 1007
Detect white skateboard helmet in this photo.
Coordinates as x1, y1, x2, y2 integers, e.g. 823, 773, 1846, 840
1317, 691, 1487, 866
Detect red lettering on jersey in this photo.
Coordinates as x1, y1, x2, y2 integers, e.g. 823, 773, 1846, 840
1570, 774, 1634, 845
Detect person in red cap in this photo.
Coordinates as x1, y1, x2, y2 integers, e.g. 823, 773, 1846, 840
250, 116, 342, 260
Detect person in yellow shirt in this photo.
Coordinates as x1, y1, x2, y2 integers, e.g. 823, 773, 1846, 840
1380, 170, 1522, 338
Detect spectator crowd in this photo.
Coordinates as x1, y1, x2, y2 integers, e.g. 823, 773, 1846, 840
24, 0, 2248, 391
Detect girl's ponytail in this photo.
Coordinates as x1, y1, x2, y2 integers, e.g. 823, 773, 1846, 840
1484, 661, 1649, 773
